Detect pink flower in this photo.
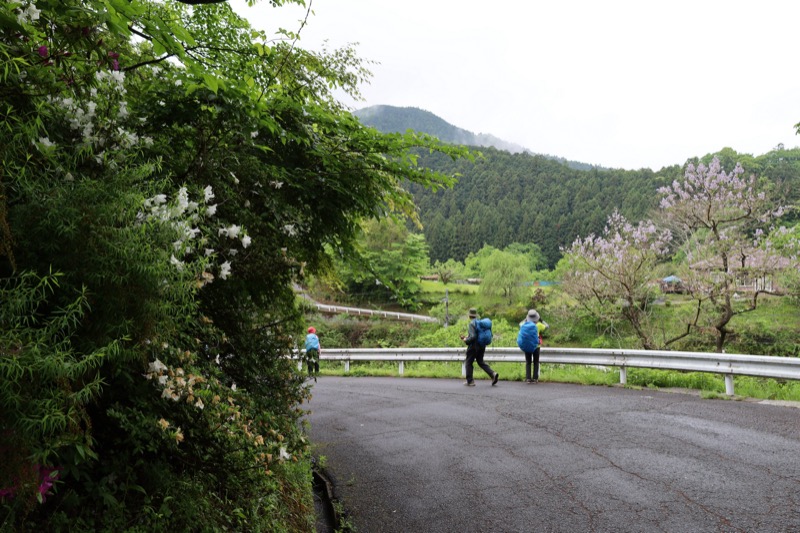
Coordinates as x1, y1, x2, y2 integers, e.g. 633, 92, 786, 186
37, 45, 48, 57
37, 466, 60, 502
0, 464, 62, 502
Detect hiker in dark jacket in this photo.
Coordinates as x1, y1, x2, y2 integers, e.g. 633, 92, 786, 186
460, 308, 499, 386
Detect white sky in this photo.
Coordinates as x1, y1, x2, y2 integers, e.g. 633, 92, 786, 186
231, 0, 800, 170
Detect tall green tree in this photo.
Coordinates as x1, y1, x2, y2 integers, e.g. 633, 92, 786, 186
1, 0, 465, 529
479, 249, 530, 303
335, 218, 432, 308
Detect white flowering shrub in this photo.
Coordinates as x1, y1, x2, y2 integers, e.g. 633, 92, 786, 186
1, 0, 463, 530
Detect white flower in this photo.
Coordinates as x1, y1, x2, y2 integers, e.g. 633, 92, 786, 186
27, 4, 41, 20
203, 185, 214, 202
279, 447, 291, 461
176, 187, 189, 213
175, 79, 183, 86
219, 225, 241, 239
204, 248, 215, 257
37, 136, 54, 148
228, 249, 238, 256
149, 359, 168, 373
250, 131, 258, 138
231, 382, 237, 391
269, 181, 284, 189
219, 261, 232, 280
158, 375, 169, 386
109, 71, 126, 91
18, 3, 40, 23
195, 398, 204, 410
282, 224, 297, 236
206, 204, 217, 216
170, 254, 185, 271
241, 235, 252, 248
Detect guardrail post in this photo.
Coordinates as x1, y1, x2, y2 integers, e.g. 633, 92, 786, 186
399, 361, 404, 375
461, 361, 466, 377
619, 366, 627, 385
345, 360, 350, 373
724, 375, 735, 396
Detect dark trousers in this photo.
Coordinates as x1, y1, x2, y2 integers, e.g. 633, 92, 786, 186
525, 347, 541, 380
465, 344, 494, 383
306, 349, 319, 376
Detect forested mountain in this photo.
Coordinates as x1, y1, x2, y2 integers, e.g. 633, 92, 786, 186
407, 149, 676, 267
354, 105, 601, 171
410, 146, 800, 268
355, 107, 800, 268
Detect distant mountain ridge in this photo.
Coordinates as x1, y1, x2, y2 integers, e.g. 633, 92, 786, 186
353, 105, 600, 171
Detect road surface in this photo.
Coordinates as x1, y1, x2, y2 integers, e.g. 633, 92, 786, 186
305, 376, 800, 532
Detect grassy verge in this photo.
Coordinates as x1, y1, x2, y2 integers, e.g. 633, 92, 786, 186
316, 361, 800, 402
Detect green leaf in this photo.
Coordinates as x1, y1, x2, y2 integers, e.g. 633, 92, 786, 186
202, 73, 219, 94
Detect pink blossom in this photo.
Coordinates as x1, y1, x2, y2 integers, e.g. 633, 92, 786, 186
37, 45, 48, 57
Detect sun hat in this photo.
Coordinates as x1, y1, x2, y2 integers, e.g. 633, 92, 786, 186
468, 308, 478, 318
307, 327, 316, 334
527, 309, 540, 322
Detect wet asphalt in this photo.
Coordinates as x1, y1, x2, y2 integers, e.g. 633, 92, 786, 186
305, 376, 800, 533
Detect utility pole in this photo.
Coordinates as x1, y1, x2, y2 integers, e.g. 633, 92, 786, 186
443, 287, 449, 328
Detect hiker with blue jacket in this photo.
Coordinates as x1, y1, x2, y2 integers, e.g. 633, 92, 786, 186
518, 309, 548, 383
460, 308, 499, 386
305, 326, 321, 382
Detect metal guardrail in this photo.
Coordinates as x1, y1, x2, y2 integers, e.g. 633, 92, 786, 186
295, 283, 438, 323
311, 303, 439, 323
302, 347, 800, 396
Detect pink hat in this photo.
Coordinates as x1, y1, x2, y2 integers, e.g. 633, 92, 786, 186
307, 327, 316, 334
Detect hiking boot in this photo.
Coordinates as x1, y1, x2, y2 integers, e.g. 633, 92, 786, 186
525, 379, 533, 384
492, 372, 499, 386
532, 379, 538, 383
464, 381, 475, 387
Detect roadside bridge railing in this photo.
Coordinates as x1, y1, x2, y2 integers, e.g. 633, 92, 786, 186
300, 347, 800, 396
309, 303, 439, 323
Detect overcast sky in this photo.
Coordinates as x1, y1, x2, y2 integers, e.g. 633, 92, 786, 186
231, 0, 800, 171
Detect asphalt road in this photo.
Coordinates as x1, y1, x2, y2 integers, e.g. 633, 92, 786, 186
305, 376, 800, 533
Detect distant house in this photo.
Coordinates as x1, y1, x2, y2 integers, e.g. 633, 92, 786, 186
689, 252, 793, 293
659, 275, 687, 294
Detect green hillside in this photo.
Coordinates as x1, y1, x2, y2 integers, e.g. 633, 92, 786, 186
354, 107, 800, 268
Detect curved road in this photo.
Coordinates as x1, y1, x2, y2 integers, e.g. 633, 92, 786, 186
305, 377, 800, 533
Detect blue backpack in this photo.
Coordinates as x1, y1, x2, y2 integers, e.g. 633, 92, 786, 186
305, 333, 320, 351
474, 318, 493, 347
517, 321, 540, 353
